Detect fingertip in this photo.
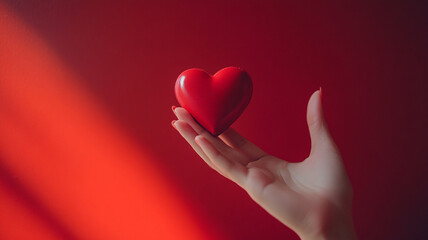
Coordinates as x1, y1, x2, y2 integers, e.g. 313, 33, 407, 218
174, 107, 186, 118
307, 90, 319, 112
172, 119, 184, 131
307, 89, 324, 130
174, 120, 191, 134
174, 106, 185, 112
173, 119, 185, 128
194, 135, 204, 145
171, 120, 177, 130
176, 107, 193, 118
312, 88, 323, 106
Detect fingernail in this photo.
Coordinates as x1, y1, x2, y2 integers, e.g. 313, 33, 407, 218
171, 120, 177, 130
171, 105, 177, 112
319, 87, 322, 98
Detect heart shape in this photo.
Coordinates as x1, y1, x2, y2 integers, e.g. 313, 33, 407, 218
175, 67, 252, 136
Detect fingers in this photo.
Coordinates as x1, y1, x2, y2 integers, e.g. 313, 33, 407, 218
219, 128, 267, 162
172, 117, 248, 186
172, 120, 222, 173
173, 107, 247, 163
195, 135, 248, 187
306, 89, 337, 155
172, 106, 206, 134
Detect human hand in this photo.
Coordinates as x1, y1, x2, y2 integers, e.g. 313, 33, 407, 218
171, 90, 357, 240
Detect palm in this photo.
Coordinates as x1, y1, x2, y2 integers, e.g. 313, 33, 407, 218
172, 90, 355, 239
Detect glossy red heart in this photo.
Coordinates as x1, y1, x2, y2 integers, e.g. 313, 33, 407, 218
175, 67, 252, 136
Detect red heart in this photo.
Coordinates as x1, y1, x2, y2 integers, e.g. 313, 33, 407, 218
175, 67, 252, 136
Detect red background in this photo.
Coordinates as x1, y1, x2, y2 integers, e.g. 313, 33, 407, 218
1, 1, 427, 239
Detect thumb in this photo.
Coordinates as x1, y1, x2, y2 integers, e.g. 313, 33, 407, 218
306, 89, 336, 155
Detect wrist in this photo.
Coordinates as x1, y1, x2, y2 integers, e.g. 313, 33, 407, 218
298, 208, 357, 240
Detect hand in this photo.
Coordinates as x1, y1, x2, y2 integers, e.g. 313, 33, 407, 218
171, 90, 357, 240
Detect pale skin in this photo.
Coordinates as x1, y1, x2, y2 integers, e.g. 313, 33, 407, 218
171, 90, 357, 240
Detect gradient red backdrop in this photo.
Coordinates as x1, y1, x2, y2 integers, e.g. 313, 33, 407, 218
1, 1, 427, 239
